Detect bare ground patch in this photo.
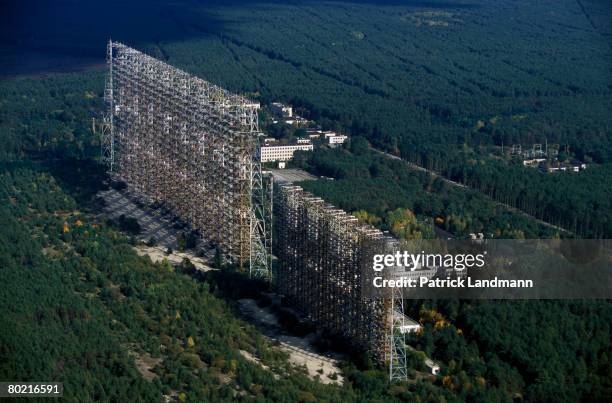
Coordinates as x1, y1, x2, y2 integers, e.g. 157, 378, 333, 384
129, 350, 163, 382
238, 299, 344, 385
134, 245, 213, 272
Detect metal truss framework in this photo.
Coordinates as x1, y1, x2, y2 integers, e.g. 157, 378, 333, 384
102, 41, 272, 276
275, 184, 407, 380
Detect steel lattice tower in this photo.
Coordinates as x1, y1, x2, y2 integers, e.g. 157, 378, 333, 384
387, 239, 408, 381
275, 184, 408, 380
101, 40, 272, 277
101, 40, 406, 380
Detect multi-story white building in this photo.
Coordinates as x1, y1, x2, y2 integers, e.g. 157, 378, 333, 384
327, 135, 348, 145
306, 130, 348, 145
259, 144, 314, 162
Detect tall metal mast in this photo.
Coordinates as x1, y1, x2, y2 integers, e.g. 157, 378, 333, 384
101, 40, 115, 172
388, 239, 408, 381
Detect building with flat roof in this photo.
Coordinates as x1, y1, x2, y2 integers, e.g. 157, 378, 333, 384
260, 144, 314, 162
327, 134, 348, 145
523, 158, 546, 167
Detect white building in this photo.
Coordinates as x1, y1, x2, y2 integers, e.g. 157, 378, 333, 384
547, 163, 587, 173
284, 116, 309, 126
398, 315, 422, 334
260, 144, 314, 162
296, 138, 312, 144
522, 158, 546, 167
394, 260, 438, 279
318, 131, 348, 145
327, 135, 348, 145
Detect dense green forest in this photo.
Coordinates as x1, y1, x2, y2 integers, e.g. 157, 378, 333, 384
3, 0, 611, 235
292, 142, 558, 239
0, 76, 448, 402
0, 73, 488, 401
1, 65, 611, 403
0, 165, 391, 402
402, 299, 612, 402
1, 0, 611, 401
138, 0, 612, 237
294, 140, 612, 238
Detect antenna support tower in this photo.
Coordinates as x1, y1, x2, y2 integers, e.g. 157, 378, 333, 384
387, 239, 408, 381
275, 184, 408, 381
101, 40, 272, 279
